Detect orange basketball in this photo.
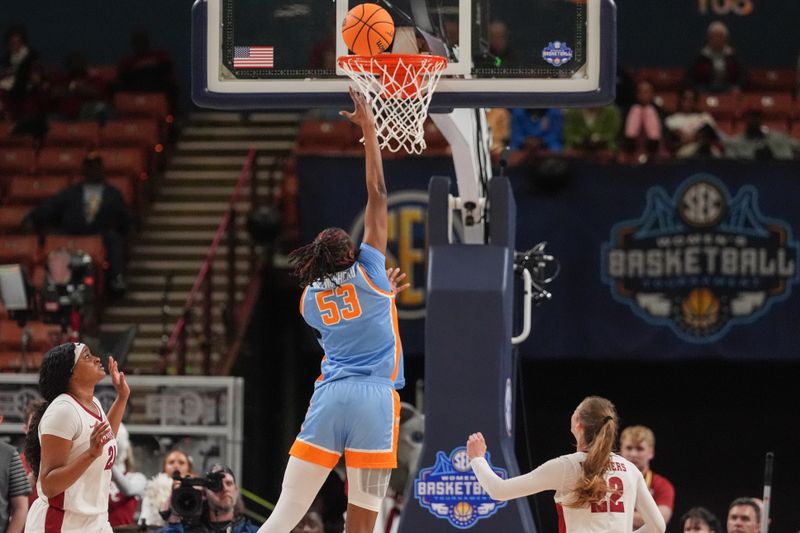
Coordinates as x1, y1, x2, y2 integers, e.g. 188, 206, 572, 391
341, 3, 395, 56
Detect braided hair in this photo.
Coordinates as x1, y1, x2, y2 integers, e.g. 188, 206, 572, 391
288, 227, 357, 287
25, 343, 77, 477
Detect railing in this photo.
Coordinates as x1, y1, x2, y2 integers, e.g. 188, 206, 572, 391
159, 149, 258, 374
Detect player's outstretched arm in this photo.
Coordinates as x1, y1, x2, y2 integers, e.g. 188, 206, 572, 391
467, 432, 562, 501
340, 87, 387, 254
633, 473, 667, 533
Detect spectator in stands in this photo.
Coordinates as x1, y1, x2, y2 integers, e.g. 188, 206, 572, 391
161, 464, 258, 533
622, 80, 664, 163
139, 449, 194, 528
665, 88, 724, 159
682, 507, 722, 532
25, 152, 133, 295
615, 65, 637, 112
290, 509, 325, 533
723, 108, 800, 161
476, 21, 519, 69
9, 58, 51, 143
619, 425, 675, 529
726, 497, 760, 533
486, 108, 511, 159
508, 108, 563, 166
117, 29, 177, 112
52, 50, 109, 122
0, 406, 31, 533
562, 104, 621, 161
689, 21, 744, 93
0, 25, 38, 96
109, 422, 147, 528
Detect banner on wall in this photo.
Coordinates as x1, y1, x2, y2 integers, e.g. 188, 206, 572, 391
297, 158, 800, 359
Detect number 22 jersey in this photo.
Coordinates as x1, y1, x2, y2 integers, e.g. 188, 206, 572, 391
300, 243, 404, 390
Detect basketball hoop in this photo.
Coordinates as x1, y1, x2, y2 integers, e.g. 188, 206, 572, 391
338, 54, 448, 154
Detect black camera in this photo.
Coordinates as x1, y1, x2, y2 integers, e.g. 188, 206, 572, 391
170, 470, 225, 520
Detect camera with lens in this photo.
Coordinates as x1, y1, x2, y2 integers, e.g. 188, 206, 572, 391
170, 470, 225, 520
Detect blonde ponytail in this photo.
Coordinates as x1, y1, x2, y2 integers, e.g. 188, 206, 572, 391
566, 396, 619, 508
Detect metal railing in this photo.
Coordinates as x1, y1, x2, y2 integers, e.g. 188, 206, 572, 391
159, 149, 258, 374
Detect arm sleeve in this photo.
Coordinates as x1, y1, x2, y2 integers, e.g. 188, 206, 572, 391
632, 473, 666, 533
7, 451, 32, 497
39, 401, 81, 440
470, 456, 564, 502
357, 243, 391, 292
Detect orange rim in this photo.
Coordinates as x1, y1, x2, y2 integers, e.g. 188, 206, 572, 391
337, 53, 448, 74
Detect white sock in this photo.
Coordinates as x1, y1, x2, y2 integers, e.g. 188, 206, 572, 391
257, 456, 331, 532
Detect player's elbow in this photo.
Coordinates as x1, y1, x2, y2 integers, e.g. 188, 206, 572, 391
483, 484, 512, 502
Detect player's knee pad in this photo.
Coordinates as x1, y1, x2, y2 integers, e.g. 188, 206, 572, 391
346, 466, 391, 512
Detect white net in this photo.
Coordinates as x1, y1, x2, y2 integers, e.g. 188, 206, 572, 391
338, 54, 448, 154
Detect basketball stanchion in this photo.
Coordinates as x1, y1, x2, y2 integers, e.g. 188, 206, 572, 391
338, 54, 448, 154
761, 452, 773, 533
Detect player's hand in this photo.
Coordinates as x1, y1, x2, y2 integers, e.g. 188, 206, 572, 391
387, 267, 410, 295
340, 87, 375, 130
109, 356, 130, 402
88, 421, 112, 458
466, 432, 487, 460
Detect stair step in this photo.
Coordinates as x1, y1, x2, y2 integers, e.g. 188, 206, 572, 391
188, 112, 301, 124
132, 244, 250, 256
151, 201, 251, 212
182, 126, 298, 137
127, 274, 250, 286
176, 140, 295, 152
121, 290, 244, 304
128, 259, 251, 272
138, 230, 250, 241
157, 185, 277, 197
100, 323, 225, 334
169, 155, 279, 167
165, 169, 282, 181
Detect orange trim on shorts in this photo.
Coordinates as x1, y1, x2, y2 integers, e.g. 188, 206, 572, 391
358, 265, 394, 297
299, 286, 309, 317
289, 439, 341, 469
344, 390, 400, 468
390, 302, 402, 383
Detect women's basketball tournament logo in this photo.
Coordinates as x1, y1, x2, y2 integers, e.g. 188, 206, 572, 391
413, 447, 507, 529
601, 174, 798, 342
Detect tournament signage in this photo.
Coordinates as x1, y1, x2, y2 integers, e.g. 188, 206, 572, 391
601, 174, 798, 343
414, 447, 508, 529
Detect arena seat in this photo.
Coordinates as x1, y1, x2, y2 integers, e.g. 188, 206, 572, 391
740, 92, 796, 120
0, 206, 31, 233
0, 122, 34, 149
0, 148, 37, 176
47, 121, 100, 147
636, 67, 686, 91
0, 235, 39, 269
747, 68, 797, 92
654, 92, 679, 114
43, 235, 106, 268
5, 176, 71, 205
699, 93, 740, 120
37, 147, 87, 175
296, 120, 359, 155
113, 92, 169, 121
0, 320, 61, 352
95, 147, 148, 181
101, 118, 160, 148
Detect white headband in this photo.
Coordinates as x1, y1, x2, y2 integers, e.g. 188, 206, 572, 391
73, 343, 87, 367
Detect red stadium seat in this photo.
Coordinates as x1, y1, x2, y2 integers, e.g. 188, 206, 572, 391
763, 119, 790, 135
422, 120, 450, 157
747, 68, 797, 92
37, 147, 87, 175
87, 64, 119, 85
43, 235, 106, 267
101, 118, 160, 148
113, 92, 169, 120
740, 92, 795, 120
698, 93, 741, 120
95, 147, 147, 181
6, 176, 71, 205
0, 148, 37, 175
636, 67, 686, 91
47, 121, 100, 147
790, 121, 800, 140
0, 206, 31, 233
0, 351, 45, 372
0, 121, 35, 148
654, 92, 679, 114
297, 120, 359, 155
0, 320, 61, 352
0, 235, 39, 269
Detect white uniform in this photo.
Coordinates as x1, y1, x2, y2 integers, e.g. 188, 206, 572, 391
25, 393, 116, 533
471, 452, 666, 533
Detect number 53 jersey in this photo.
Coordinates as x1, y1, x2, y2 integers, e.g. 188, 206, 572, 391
300, 243, 404, 390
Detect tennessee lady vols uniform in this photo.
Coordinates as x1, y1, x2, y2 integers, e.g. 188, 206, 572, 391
25, 393, 117, 533
291, 242, 403, 469
471, 453, 664, 533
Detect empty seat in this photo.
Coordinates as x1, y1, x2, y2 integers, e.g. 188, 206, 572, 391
101, 118, 160, 148
699, 93, 741, 120
636, 67, 686, 91
0, 122, 35, 148
113, 92, 169, 120
740, 92, 795, 119
105, 175, 136, 207
0, 320, 61, 352
0, 350, 45, 372
0, 235, 39, 269
297, 120, 358, 155
47, 121, 100, 147
6, 176, 70, 205
95, 147, 147, 180
87, 64, 119, 85
0, 206, 31, 233
0, 148, 37, 175
748, 68, 797, 92
37, 147, 87, 174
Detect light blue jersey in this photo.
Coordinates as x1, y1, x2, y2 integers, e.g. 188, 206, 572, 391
300, 243, 405, 390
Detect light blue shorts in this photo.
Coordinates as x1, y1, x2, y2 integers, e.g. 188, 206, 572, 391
290, 377, 400, 469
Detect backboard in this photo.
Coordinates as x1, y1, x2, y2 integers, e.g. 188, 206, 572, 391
192, 0, 616, 110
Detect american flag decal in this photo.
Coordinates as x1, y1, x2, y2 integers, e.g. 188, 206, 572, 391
233, 46, 274, 69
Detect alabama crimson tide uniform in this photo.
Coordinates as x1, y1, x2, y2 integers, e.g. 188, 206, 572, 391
25, 393, 117, 533
472, 452, 665, 533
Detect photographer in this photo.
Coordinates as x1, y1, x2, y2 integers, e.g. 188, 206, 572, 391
161, 464, 258, 533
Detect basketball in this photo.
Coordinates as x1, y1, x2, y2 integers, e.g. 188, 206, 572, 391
341, 3, 395, 56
